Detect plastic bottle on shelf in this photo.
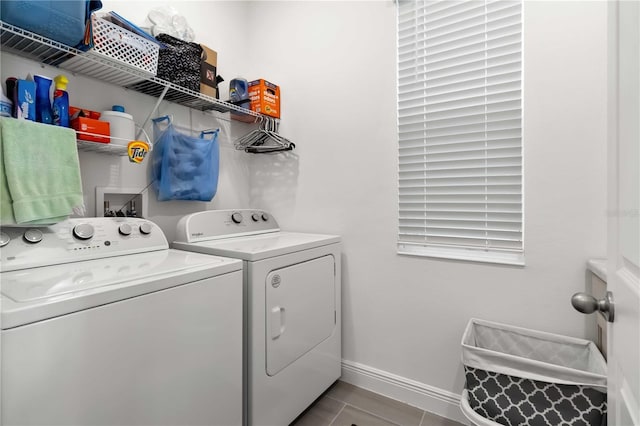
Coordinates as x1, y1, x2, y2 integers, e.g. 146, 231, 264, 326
52, 75, 70, 127
229, 78, 249, 109
33, 74, 53, 124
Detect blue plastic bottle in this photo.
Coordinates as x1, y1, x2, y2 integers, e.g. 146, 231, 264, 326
52, 75, 69, 127
229, 78, 249, 108
34, 74, 53, 124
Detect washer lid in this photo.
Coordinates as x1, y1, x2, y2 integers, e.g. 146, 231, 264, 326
173, 231, 341, 261
1, 249, 241, 329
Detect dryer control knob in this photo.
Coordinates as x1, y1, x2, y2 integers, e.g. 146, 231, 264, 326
251, 213, 260, 222
119, 223, 132, 236
261, 213, 269, 222
232, 213, 243, 224
139, 222, 153, 235
73, 224, 94, 240
0, 232, 10, 247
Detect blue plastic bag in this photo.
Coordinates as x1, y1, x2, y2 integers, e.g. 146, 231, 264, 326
151, 116, 220, 202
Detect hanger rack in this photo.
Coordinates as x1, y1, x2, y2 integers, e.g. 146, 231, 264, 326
234, 116, 295, 154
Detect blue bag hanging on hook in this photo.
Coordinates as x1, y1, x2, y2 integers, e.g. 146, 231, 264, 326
151, 116, 220, 201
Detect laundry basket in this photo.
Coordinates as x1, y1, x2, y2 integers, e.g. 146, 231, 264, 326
461, 319, 607, 426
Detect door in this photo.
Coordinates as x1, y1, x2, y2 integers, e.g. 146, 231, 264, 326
265, 255, 336, 376
607, 1, 640, 424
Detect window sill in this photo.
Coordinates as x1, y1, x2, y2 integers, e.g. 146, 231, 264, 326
397, 244, 525, 267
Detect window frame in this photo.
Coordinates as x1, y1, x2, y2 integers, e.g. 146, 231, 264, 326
396, 0, 525, 266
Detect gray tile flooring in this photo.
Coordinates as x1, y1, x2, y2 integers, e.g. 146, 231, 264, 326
290, 381, 465, 426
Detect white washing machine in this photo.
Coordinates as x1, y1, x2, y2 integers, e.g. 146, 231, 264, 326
0, 217, 243, 426
173, 210, 342, 426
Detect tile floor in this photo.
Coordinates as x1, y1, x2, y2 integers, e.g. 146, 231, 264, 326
290, 381, 466, 426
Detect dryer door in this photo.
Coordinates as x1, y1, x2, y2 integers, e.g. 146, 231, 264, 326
265, 255, 335, 376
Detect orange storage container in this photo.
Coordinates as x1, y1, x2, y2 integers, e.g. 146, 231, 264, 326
69, 106, 101, 120
72, 117, 110, 143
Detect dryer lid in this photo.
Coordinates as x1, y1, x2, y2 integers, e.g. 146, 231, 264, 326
1, 249, 241, 329
173, 231, 340, 261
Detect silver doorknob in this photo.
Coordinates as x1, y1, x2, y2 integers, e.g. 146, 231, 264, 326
571, 291, 615, 323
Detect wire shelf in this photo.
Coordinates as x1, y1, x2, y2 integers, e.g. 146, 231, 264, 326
75, 128, 153, 157
0, 20, 262, 117
76, 140, 129, 156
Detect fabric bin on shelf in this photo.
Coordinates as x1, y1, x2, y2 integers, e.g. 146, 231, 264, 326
461, 318, 607, 426
154, 34, 203, 93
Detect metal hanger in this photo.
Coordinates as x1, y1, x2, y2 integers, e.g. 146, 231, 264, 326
235, 116, 295, 153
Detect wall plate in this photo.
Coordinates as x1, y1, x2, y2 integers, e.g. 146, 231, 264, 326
96, 187, 149, 218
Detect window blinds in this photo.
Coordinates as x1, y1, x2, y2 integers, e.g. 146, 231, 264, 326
397, 0, 523, 264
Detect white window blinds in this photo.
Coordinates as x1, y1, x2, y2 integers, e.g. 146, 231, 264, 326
397, 0, 524, 265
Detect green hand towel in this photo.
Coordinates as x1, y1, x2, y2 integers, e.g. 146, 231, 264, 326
0, 117, 83, 225
0, 132, 14, 224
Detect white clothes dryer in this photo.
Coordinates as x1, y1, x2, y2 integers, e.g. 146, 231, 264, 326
0, 217, 243, 426
173, 209, 342, 426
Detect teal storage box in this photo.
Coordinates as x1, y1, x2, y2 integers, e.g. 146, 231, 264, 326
0, 0, 102, 47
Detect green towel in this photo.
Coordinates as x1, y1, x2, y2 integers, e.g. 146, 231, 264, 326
0, 117, 83, 225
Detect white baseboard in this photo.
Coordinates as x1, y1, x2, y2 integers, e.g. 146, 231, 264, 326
340, 359, 468, 425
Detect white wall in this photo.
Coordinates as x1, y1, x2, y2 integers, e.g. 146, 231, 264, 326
0, 0, 609, 421
244, 0, 608, 420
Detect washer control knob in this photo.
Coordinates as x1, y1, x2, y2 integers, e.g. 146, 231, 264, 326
251, 213, 260, 222
23, 229, 42, 244
24, 229, 44, 244
139, 222, 153, 235
0, 232, 10, 247
231, 212, 243, 224
73, 224, 94, 240
261, 213, 269, 222
119, 223, 132, 236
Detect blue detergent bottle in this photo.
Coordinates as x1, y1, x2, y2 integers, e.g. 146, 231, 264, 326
52, 75, 69, 127
229, 78, 249, 108
34, 74, 53, 124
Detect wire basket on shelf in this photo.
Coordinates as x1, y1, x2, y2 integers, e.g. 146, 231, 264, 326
61, 14, 159, 85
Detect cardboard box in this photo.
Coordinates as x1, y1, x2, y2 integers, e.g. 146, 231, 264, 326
200, 44, 220, 99
72, 117, 110, 143
15, 79, 36, 121
249, 79, 280, 119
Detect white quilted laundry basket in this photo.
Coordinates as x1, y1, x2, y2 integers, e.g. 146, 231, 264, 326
461, 319, 607, 426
